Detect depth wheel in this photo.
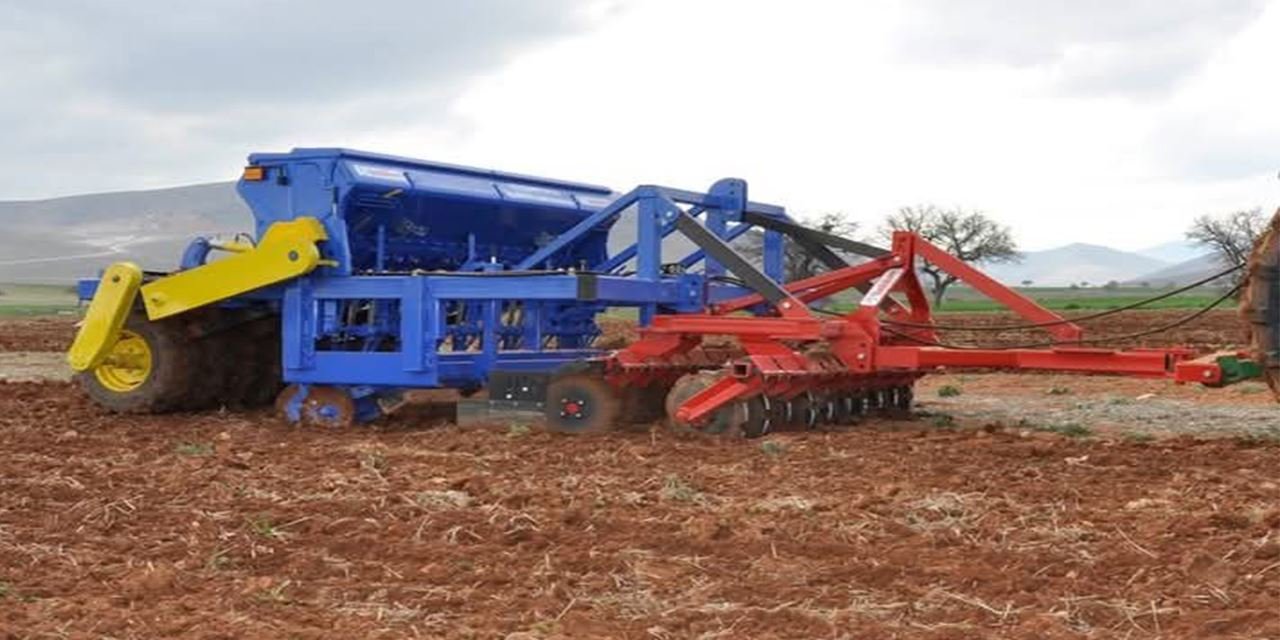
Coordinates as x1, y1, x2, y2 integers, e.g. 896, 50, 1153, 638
276, 384, 358, 428
76, 311, 199, 413
545, 374, 621, 434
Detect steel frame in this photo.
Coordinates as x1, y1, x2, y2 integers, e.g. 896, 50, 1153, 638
596, 227, 1235, 426
271, 177, 798, 391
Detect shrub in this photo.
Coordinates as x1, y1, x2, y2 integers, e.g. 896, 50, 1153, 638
937, 385, 962, 398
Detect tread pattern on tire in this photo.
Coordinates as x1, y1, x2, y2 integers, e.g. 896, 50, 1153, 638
77, 306, 283, 414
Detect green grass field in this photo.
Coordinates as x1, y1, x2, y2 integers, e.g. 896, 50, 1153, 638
931, 285, 1232, 313
0, 283, 81, 317
0, 282, 1232, 319
934, 292, 1229, 313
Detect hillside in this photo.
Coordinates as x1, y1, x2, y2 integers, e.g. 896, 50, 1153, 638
1135, 240, 1206, 264
1127, 253, 1227, 287
0, 183, 249, 282
982, 243, 1168, 287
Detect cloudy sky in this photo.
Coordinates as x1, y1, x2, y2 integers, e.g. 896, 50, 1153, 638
2, 0, 1277, 250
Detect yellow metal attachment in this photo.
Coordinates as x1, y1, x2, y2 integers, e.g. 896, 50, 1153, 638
208, 239, 255, 254
67, 262, 143, 372
141, 217, 329, 320
92, 329, 153, 392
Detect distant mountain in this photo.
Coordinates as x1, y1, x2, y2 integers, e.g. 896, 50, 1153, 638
1136, 240, 1208, 264
1127, 253, 1230, 287
982, 243, 1169, 287
0, 182, 249, 282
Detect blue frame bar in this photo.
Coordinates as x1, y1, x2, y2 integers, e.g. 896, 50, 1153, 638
75, 173, 801, 397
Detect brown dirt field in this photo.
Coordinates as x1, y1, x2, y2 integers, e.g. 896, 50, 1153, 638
933, 309, 1248, 351
0, 316, 77, 353
2, 381, 1279, 638
1, 312, 1277, 638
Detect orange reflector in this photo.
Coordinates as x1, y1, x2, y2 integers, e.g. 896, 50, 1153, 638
242, 166, 266, 181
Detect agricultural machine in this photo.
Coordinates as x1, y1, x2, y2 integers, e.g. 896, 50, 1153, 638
66, 148, 1277, 435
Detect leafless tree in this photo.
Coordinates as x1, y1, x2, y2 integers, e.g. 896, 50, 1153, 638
1186, 208, 1267, 287
881, 205, 1020, 306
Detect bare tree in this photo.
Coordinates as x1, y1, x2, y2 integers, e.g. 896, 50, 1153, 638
881, 205, 1020, 306
1186, 208, 1267, 286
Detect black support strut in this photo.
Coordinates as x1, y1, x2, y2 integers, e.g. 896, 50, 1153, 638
673, 211, 794, 307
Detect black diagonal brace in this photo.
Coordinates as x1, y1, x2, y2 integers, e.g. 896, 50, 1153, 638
742, 211, 900, 304
741, 211, 891, 260
673, 210, 792, 307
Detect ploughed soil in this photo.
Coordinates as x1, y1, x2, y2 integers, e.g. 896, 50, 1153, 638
0, 316, 76, 353
931, 309, 1249, 352
1, 382, 1279, 638
1, 311, 1278, 638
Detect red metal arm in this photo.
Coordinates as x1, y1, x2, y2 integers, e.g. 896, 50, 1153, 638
876, 345, 1195, 378
903, 233, 1083, 341
714, 255, 899, 314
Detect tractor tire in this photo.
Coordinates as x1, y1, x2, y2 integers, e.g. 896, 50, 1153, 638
1242, 207, 1280, 400
241, 316, 284, 408
210, 312, 281, 409
187, 308, 237, 411
76, 311, 201, 413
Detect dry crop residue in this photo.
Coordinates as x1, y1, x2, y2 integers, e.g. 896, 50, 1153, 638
0, 316, 76, 353
1, 381, 1278, 638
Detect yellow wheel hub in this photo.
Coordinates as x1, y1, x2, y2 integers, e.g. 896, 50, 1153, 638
93, 330, 153, 393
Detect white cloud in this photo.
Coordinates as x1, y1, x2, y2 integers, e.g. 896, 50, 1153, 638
1, 0, 1277, 251
424, 0, 1280, 250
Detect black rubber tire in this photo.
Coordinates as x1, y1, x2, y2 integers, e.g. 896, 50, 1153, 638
545, 374, 621, 434
76, 311, 199, 413
188, 308, 235, 411
1242, 209, 1280, 399
242, 316, 284, 408
215, 313, 282, 409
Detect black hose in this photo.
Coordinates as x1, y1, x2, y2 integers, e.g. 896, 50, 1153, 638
880, 262, 1243, 332
880, 282, 1242, 350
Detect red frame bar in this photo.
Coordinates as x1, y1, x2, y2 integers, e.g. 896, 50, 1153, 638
875, 345, 1194, 378
714, 256, 900, 315
903, 233, 1083, 341
596, 230, 1232, 428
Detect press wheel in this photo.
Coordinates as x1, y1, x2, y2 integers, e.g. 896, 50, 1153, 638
275, 384, 358, 428
544, 374, 621, 434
